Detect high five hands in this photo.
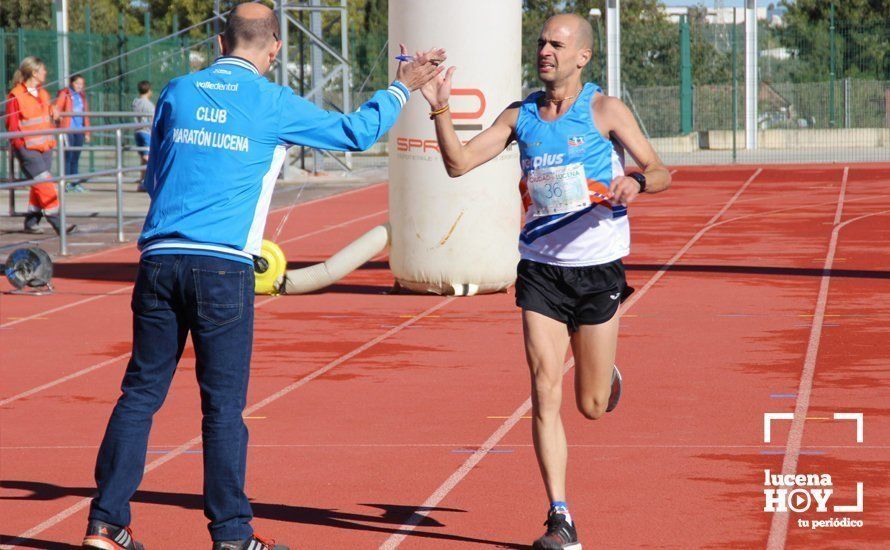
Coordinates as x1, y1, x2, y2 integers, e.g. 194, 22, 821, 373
420, 59, 457, 111
396, 44, 447, 91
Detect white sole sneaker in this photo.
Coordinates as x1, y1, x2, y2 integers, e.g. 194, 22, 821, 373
606, 364, 622, 412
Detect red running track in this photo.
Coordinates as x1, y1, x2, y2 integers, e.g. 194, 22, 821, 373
1, 165, 888, 549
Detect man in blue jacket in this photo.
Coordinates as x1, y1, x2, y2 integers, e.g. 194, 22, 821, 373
83, 4, 444, 550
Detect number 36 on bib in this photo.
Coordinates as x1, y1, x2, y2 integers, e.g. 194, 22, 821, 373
527, 162, 591, 217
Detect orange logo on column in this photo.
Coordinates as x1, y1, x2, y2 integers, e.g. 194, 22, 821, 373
396, 88, 487, 153
451, 88, 486, 120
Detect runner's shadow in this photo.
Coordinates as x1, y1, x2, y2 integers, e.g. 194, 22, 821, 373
52, 262, 137, 283
1, 481, 526, 548
315, 283, 394, 295
625, 262, 890, 280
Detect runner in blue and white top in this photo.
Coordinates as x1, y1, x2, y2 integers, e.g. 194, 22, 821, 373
420, 13, 670, 550
515, 82, 630, 267
84, 4, 445, 550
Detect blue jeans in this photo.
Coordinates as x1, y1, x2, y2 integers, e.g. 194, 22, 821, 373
65, 132, 84, 181
89, 254, 255, 541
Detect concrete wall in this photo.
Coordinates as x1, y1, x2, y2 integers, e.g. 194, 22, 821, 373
699, 128, 890, 150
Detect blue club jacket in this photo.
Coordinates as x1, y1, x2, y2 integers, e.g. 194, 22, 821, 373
139, 56, 409, 264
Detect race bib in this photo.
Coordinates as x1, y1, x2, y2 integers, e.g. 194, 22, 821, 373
527, 162, 591, 217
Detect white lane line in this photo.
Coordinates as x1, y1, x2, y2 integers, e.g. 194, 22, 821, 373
0, 183, 387, 329
277, 209, 387, 245
379, 359, 574, 550
1, 285, 134, 330
1, 296, 280, 407
0, 352, 131, 407
379, 169, 764, 549
766, 172, 890, 550
766, 167, 847, 550
0, 211, 388, 404
0, 296, 454, 549
621, 168, 760, 312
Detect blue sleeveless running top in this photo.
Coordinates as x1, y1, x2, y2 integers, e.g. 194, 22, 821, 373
515, 82, 629, 266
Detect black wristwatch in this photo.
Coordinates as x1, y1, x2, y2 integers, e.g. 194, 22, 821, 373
629, 172, 647, 194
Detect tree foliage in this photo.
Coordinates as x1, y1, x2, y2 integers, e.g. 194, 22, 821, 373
777, 0, 889, 81
3, 0, 886, 92
2, 0, 144, 34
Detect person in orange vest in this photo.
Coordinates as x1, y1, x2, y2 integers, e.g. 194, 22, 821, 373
5, 56, 75, 235
55, 73, 91, 193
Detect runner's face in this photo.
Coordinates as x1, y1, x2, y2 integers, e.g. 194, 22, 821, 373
537, 22, 581, 83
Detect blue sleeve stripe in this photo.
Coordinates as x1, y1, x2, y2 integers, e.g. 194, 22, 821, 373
387, 82, 409, 107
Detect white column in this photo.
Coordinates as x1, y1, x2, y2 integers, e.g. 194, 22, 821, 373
745, 0, 758, 149
606, 0, 621, 97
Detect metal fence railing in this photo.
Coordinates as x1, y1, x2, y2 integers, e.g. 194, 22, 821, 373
5, 8, 886, 173
1, 117, 148, 255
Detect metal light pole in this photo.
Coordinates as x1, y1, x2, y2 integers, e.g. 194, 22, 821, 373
54, 0, 70, 89
341, 0, 352, 169
213, 0, 222, 58
679, 14, 693, 134
605, 0, 621, 97
732, 7, 738, 162
277, 0, 292, 178
310, 0, 323, 172
829, 1, 836, 128
589, 9, 606, 87
278, 0, 289, 87
745, 0, 758, 149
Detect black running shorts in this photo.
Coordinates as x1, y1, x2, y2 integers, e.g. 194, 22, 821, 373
515, 258, 633, 331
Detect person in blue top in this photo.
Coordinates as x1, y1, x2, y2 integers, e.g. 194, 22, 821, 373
82, 4, 445, 550
420, 13, 670, 550
55, 74, 91, 192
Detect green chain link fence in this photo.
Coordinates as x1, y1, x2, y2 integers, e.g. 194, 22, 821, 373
622, 16, 889, 164
4, 8, 889, 171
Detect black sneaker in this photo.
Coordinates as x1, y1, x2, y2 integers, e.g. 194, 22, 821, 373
22, 225, 43, 234
212, 534, 289, 550
82, 520, 144, 549
533, 511, 581, 549
606, 365, 622, 413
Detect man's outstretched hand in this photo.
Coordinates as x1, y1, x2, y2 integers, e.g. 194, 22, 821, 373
420, 63, 457, 111
396, 44, 446, 92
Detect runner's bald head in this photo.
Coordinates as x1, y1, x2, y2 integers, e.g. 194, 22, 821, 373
223, 2, 280, 52
544, 13, 594, 52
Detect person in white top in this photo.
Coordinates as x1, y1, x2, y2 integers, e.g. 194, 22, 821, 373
132, 80, 155, 188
